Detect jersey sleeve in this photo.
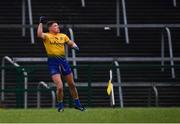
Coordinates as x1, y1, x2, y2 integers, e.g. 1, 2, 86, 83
42, 33, 48, 42
64, 34, 70, 43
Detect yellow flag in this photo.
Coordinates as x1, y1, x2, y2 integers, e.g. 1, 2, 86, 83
107, 80, 112, 95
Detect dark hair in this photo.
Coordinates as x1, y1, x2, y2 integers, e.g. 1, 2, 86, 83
47, 20, 60, 28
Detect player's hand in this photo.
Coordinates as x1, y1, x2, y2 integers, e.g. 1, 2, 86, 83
73, 46, 79, 51
39, 16, 47, 24
72, 43, 80, 51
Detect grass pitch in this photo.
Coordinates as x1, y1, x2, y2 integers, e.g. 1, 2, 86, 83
0, 107, 180, 123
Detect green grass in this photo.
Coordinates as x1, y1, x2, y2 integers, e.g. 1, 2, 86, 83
0, 107, 180, 123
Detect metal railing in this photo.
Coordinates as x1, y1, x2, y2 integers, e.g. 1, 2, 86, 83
81, 0, 85, 7
114, 60, 124, 108
116, 0, 120, 37
1, 24, 180, 29
68, 28, 78, 79
13, 57, 180, 63
37, 81, 56, 108
27, 0, 35, 44
113, 61, 158, 107
1, 56, 28, 109
1, 62, 180, 107
121, 0, 129, 44
11, 56, 180, 107
173, 0, 177, 7
152, 84, 159, 106
0, 0, 178, 45
111, 60, 176, 107
161, 27, 175, 79
22, 0, 26, 37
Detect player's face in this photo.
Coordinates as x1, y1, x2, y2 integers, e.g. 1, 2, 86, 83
49, 23, 60, 33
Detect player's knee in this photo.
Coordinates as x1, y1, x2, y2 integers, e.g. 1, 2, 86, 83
69, 82, 76, 89
57, 86, 63, 92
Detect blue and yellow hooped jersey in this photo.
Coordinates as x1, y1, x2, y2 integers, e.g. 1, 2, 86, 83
43, 33, 70, 57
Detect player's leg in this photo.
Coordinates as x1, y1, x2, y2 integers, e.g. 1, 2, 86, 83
48, 58, 65, 112
65, 73, 86, 111
52, 74, 64, 112
65, 73, 78, 99
52, 74, 63, 102
60, 58, 85, 111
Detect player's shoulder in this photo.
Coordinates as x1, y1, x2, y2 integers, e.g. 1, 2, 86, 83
43, 32, 50, 37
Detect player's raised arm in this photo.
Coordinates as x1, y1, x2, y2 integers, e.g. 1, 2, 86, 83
67, 40, 79, 51
37, 16, 46, 39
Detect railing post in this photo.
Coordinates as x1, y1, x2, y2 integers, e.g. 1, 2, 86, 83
87, 65, 92, 107
152, 83, 159, 107
173, 0, 177, 7
165, 27, 175, 79
161, 28, 175, 79
114, 60, 124, 108
22, 0, 26, 37
121, 0, 129, 44
116, 0, 120, 37
81, 0, 85, 7
23, 69, 28, 109
68, 28, 78, 79
27, 0, 35, 44
37, 81, 56, 108
161, 32, 165, 72
1, 58, 5, 101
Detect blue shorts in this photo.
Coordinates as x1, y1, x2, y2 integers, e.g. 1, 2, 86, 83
47, 57, 72, 76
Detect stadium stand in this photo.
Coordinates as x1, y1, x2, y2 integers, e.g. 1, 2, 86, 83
0, 0, 180, 108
